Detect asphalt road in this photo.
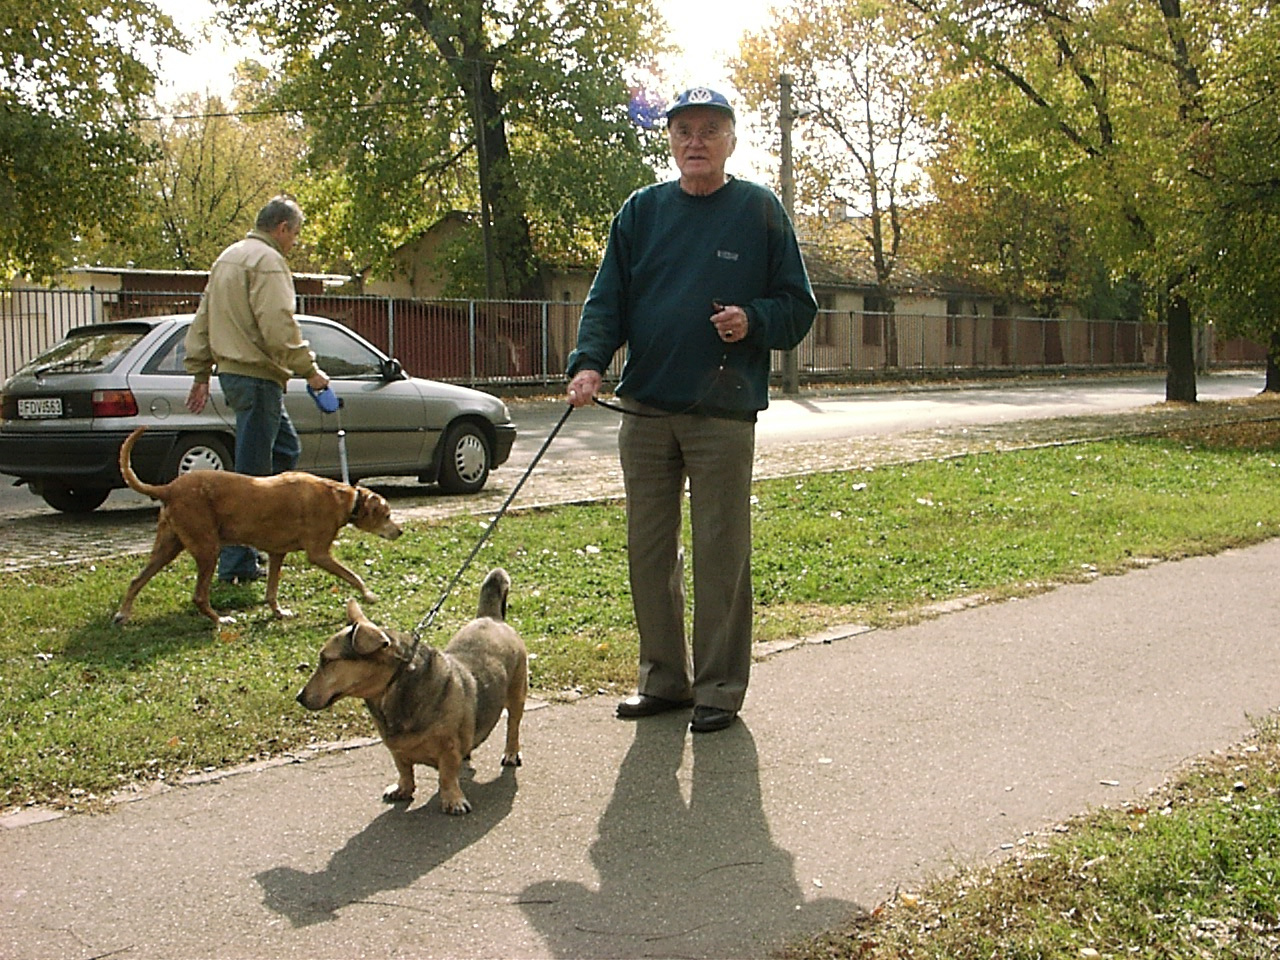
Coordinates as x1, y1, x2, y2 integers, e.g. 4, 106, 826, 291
0, 370, 1265, 520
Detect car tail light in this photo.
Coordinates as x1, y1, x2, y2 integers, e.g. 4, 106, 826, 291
91, 389, 139, 417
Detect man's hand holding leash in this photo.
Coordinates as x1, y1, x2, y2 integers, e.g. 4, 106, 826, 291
711, 300, 748, 343
566, 369, 602, 408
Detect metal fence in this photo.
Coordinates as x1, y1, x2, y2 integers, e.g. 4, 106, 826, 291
1, 286, 1257, 387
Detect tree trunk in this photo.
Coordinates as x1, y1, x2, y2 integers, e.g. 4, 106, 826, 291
1164, 291, 1197, 403
412, 3, 543, 300
1265, 331, 1280, 393
474, 71, 540, 299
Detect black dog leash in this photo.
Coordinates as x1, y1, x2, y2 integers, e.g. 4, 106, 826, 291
408, 402, 576, 645
591, 346, 734, 420
592, 396, 668, 417
588, 300, 742, 420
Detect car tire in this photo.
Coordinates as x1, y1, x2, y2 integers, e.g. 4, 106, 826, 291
39, 482, 112, 514
164, 433, 234, 481
437, 421, 491, 494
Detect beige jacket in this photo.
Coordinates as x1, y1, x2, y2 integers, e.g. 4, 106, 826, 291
184, 230, 319, 388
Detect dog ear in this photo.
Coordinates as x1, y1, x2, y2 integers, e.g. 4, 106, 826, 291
350, 622, 392, 656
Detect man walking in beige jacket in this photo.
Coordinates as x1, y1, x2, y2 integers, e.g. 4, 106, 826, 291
183, 195, 329, 584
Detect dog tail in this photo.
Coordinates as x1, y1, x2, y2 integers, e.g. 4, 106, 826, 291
119, 427, 168, 501
476, 568, 510, 622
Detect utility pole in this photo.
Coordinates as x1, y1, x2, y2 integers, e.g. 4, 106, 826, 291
779, 73, 800, 395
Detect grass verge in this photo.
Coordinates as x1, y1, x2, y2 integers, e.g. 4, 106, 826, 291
3, 419, 1280, 813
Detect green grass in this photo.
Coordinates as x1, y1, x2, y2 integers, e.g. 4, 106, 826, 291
4, 422, 1280, 812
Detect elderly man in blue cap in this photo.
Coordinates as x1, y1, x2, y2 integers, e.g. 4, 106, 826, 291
565, 87, 817, 733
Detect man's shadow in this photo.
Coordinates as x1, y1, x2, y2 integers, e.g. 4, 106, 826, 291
255, 768, 517, 927
520, 719, 864, 958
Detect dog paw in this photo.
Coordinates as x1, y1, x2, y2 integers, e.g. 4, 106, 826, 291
501, 752, 522, 768
441, 797, 473, 815
361, 590, 380, 603
382, 784, 414, 803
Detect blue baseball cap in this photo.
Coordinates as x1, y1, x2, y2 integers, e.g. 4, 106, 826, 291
665, 87, 735, 124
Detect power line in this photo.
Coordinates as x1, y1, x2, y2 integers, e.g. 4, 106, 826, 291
133, 94, 466, 124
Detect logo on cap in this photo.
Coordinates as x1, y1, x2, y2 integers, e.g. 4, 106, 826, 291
687, 88, 715, 104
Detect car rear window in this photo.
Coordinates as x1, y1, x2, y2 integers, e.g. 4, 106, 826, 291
142, 327, 191, 375
15, 326, 151, 378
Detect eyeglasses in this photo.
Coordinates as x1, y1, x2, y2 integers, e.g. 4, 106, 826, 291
669, 125, 734, 146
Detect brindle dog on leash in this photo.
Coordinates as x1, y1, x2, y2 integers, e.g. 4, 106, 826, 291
297, 568, 527, 814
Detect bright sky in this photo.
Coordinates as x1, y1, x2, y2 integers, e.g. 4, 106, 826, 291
152, 0, 781, 179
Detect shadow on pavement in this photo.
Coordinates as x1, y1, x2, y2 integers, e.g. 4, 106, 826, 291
519, 718, 863, 959
254, 767, 518, 927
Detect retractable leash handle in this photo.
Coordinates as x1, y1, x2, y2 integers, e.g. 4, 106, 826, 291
307, 384, 339, 413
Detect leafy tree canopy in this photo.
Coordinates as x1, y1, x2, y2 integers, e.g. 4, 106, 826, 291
222, 0, 671, 296
1187, 5, 1280, 343
733, 0, 935, 293
93, 64, 312, 273
902, 0, 1261, 400
0, 0, 186, 281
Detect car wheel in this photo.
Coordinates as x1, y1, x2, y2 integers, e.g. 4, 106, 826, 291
40, 482, 112, 514
164, 433, 233, 480
438, 421, 491, 494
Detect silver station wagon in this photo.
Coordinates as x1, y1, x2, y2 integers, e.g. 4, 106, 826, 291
0, 314, 517, 512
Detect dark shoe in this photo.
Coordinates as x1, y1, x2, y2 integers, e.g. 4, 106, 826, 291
220, 563, 266, 585
616, 694, 694, 719
690, 705, 737, 733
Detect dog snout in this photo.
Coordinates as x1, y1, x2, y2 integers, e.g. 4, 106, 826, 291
296, 684, 326, 711
379, 521, 404, 541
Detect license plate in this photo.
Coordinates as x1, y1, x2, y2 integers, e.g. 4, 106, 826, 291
17, 397, 63, 419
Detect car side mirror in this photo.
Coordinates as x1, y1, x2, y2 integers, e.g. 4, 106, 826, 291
381, 358, 404, 381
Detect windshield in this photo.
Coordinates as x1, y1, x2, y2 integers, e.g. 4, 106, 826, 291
17, 327, 149, 378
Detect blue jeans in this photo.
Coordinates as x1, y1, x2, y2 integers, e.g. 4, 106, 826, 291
216, 373, 301, 579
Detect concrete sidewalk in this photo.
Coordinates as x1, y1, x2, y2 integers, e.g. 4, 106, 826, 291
5, 538, 1280, 959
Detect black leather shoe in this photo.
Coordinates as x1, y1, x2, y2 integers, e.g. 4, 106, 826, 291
616, 694, 694, 719
690, 705, 737, 733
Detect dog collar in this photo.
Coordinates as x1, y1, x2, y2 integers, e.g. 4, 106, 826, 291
348, 488, 364, 523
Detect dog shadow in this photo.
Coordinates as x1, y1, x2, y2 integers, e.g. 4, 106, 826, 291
519, 720, 864, 959
61, 609, 224, 663
60, 568, 278, 663
255, 767, 517, 927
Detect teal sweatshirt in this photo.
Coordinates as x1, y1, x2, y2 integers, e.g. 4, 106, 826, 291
566, 176, 816, 419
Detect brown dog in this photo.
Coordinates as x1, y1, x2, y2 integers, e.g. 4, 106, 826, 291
114, 426, 402, 624
296, 567, 527, 814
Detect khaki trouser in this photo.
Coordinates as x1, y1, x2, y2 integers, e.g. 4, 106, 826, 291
618, 403, 756, 712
